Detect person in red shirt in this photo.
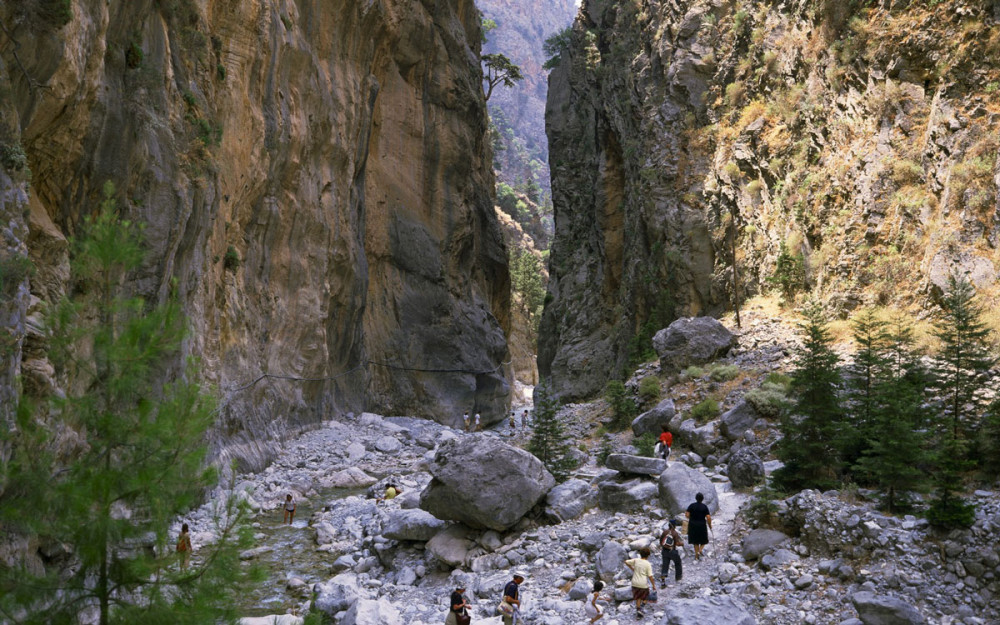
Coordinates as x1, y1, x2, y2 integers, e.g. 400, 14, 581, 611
657, 425, 672, 460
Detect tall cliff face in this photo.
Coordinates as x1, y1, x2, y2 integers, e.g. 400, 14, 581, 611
0, 0, 510, 466
542, 0, 1000, 400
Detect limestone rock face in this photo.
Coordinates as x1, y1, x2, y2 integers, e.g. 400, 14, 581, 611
605, 454, 667, 476
418, 436, 555, 531
0, 0, 510, 468
545, 478, 598, 522
540, 0, 1000, 400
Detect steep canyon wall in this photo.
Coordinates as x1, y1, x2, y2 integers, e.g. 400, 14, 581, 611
541, 0, 1000, 399
0, 0, 510, 468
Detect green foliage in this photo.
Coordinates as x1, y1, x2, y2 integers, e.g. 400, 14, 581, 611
744, 478, 782, 528
768, 241, 805, 300
638, 376, 660, 402
38, 0, 73, 27
744, 382, 789, 418
842, 308, 891, 469
280, 13, 293, 30
125, 42, 144, 69
772, 303, 844, 492
0, 182, 257, 624
635, 432, 657, 458
543, 27, 573, 70
0, 253, 34, 299
482, 53, 524, 101
527, 384, 578, 482
596, 433, 615, 466
978, 398, 1000, 479
216, 63, 227, 81
707, 363, 739, 382
926, 437, 976, 528
605, 380, 638, 431
0, 141, 28, 172
481, 17, 497, 43
764, 371, 792, 387
509, 248, 546, 338
690, 398, 720, 423
681, 365, 705, 380
193, 117, 223, 146
223, 245, 240, 271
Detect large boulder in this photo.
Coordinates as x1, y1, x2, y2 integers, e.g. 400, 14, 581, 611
322, 467, 377, 489
850, 592, 926, 625
545, 479, 598, 522
658, 464, 718, 516
381, 509, 447, 542
727, 448, 764, 488
660, 597, 756, 625
631, 398, 676, 437
605, 454, 667, 476
598, 479, 659, 512
653, 317, 737, 372
419, 436, 555, 531
595, 540, 627, 582
740, 529, 790, 561
425, 524, 477, 567
720, 400, 758, 440
313, 573, 366, 616
342, 598, 401, 625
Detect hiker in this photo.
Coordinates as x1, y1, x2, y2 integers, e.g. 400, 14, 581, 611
585, 580, 612, 623
655, 425, 672, 461
624, 546, 656, 618
508, 411, 516, 436
659, 519, 683, 583
463, 411, 471, 432
445, 583, 471, 625
283, 494, 296, 525
474, 412, 482, 431
685, 492, 712, 560
500, 571, 524, 625
378, 483, 402, 502
176, 523, 192, 569
521, 409, 529, 429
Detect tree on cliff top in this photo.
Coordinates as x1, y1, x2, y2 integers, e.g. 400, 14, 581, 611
0, 182, 256, 624
482, 53, 523, 101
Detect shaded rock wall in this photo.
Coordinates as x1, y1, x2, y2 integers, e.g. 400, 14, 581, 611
541, 0, 1000, 400
0, 0, 510, 468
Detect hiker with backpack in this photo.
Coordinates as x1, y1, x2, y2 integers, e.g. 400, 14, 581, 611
499, 571, 524, 625
654, 425, 672, 461
659, 519, 683, 583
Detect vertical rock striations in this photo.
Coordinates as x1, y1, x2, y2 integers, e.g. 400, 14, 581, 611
0, 0, 510, 467
542, 0, 1000, 400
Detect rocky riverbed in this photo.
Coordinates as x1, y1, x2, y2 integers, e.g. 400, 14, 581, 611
174, 309, 998, 625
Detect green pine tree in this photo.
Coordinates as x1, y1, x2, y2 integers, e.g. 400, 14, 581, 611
842, 308, 890, 472
853, 317, 931, 512
0, 182, 256, 624
978, 398, 1000, 479
527, 383, 577, 482
773, 302, 844, 492
927, 273, 993, 528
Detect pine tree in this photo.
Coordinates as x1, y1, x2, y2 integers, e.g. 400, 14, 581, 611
0, 183, 256, 624
927, 273, 993, 528
773, 303, 844, 492
978, 398, 1000, 479
528, 383, 577, 482
853, 317, 931, 512
842, 308, 890, 472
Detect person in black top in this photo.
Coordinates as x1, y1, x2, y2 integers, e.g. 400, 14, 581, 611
445, 584, 470, 625
659, 518, 684, 583
685, 492, 712, 560
501, 572, 524, 625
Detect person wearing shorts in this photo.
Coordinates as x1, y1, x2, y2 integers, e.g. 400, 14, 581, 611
625, 547, 656, 618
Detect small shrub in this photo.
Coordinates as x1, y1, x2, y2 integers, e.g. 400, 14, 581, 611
723, 161, 741, 179
744, 478, 782, 528
182, 90, 197, 107
0, 254, 35, 297
638, 376, 660, 401
890, 159, 922, 186
0, 142, 28, 172
725, 81, 746, 108
596, 434, 616, 466
605, 380, 638, 431
763, 371, 791, 388
125, 42, 144, 69
707, 363, 739, 382
223, 245, 240, 271
744, 382, 788, 418
216, 63, 227, 81
681, 365, 705, 380
690, 398, 720, 423
635, 432, 657, 457
280, 14, 293, 30
39, 0, 73, 27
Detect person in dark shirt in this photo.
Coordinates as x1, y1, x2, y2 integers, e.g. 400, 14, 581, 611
445, 584, 470, 625
501, 572, 524, 625
685, 492, 712, 560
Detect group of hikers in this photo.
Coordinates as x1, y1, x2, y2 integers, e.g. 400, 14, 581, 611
461, 409, 531, 436
446, 492, 714, 623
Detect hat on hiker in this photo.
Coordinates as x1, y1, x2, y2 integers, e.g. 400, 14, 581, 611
512, 571, 526, 580
669, 518, 680, 527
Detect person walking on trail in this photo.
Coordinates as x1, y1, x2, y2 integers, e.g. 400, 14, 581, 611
445, 584, 471, 625
474, 412, 482, 432
509, 411, 516, 436
655, 425, 672, 461
685, 492, 712, 560
463, 411, 471, 432
500, 571, 524, 625
521, 409, 529, 429
176, 523, 192, 569
282, 494, 296, 525
625, 547, 656, 618
585, 580, 612, 623
659, 519, 683, 584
